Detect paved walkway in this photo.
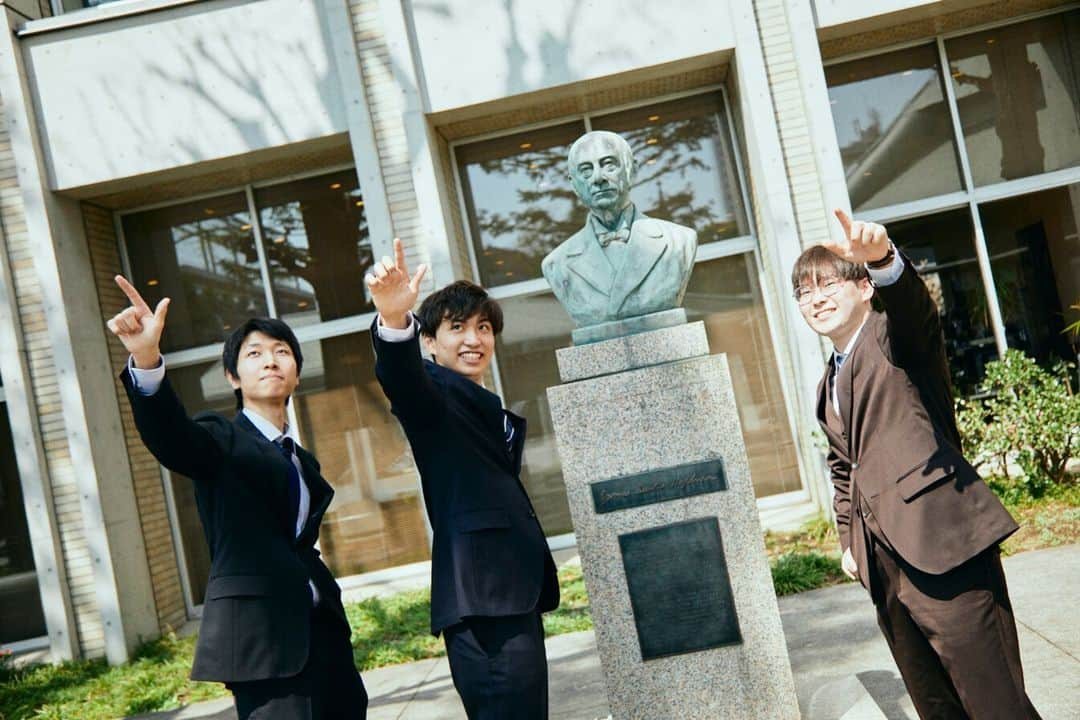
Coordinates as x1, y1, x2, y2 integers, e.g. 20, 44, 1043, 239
131, 544, 1079, 720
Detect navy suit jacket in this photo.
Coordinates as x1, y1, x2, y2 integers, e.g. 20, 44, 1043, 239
120, 370, 350, 683
371, 321, 559, 634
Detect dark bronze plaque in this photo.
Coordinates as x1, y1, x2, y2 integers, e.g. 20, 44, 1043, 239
591, 458, 726, 514
619, 517, 741, 661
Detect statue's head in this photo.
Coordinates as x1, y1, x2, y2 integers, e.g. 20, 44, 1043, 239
567, 131, 636, 215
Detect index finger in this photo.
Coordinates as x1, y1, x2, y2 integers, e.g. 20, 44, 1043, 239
393, 237, 408, 274
833, 208, 853, 236
115, 275, 151, 314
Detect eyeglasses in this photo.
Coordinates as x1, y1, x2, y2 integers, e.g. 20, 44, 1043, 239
793, 279, 844, 306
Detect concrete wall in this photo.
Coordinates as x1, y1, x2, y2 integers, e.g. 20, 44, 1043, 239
22, 0, 348, 191
405, 0, 737, 113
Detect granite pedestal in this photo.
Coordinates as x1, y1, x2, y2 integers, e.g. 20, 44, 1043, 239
546, 321, 799, 719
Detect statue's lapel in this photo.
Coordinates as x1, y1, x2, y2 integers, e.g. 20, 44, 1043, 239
607, 219, 666, 315
566, 227, 614, 297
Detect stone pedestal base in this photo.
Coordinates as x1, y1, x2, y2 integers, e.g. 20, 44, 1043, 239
546, 322, 799, 719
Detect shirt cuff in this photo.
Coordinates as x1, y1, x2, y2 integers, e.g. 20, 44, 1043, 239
376, 312, 418, 342
866, 247, 904, 287
128, 356, 166, 396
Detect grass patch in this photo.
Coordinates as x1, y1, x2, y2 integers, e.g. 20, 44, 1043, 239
996, 480, 1080, 555
0, 633, 227, 720
771, 552, 848, 596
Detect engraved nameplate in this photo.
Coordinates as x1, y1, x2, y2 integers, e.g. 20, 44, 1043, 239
591, 458, 726, 514
619, 517, 741, 660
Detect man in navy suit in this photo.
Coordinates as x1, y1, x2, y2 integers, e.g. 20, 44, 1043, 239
107, 276, 367, 720
366, 240, 559, 719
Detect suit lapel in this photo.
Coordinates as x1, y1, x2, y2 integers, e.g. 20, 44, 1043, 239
566, 227, 615, 297
816, 367, 845, 450
608, 219, 666, 316
295, 447, 333, 545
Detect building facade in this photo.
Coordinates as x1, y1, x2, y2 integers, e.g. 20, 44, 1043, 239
0, 0, 1076, 663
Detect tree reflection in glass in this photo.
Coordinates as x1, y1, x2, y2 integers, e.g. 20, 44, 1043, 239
591, 93, 748, 243
255, 169, 374, 327
826, 45, 963, 211
456, 92, 749, 289
123, 193, 267, 353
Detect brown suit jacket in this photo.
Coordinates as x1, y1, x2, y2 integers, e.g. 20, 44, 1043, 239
817, 256, 1017, 587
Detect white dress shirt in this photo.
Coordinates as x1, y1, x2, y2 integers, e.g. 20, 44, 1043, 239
127, 358, 319, 604
830, 250, 906, 416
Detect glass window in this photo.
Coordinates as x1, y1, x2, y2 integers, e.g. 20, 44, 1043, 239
458, 122, 588, 288
826, 44, 963, 211
887, 209, 997, 393
590, 93, 750, 242
979, 182, 1080, 367
946, 11, 1080, 186
456, 92, 751, 289
290, 333, 429, 577
253, 170, 374, 327
495, 253, 802, 536
123, 193, 266, 354
166, 330, 429, 602
0, 403, 47, 643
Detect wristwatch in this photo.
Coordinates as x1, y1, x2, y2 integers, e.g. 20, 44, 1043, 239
865, 240, 895, 270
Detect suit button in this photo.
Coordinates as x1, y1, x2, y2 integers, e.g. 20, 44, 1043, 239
528, 510, 537, 518
851, 462, 859, 470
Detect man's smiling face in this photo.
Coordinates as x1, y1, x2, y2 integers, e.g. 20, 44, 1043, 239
422, 312, 496, 383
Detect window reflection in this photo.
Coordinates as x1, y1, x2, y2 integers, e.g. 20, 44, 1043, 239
254, 170, 374, 327
826, 45, 963, 211
292, 334, 429, 576
456, 92, 750, 288
947, 10, 1080, 186
0, 403, 46, 643
979, 183, 1080, 367
458, 122, 588, 288
887, 209, 997, 394
123, 194, 266, 354
591, 93, 749, 242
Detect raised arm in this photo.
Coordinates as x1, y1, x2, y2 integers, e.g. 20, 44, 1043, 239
107, 276, 224, 477
828, 209, 941, 362
366, 240, 444, 425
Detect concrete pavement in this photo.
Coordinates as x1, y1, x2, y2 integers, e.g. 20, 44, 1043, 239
130, 544, 1079, 720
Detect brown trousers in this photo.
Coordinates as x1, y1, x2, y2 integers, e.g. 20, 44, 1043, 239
869, 537, 1041, 719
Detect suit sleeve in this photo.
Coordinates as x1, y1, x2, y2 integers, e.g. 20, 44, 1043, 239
873, 253, 943, 365
828, 444, 853, 553
120, 368, 227, 479
371, 317, 447, 428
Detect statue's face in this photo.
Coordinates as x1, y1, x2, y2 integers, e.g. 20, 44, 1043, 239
569, 135, 633, 213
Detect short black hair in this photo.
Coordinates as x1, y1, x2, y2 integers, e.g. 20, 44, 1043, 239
416, 280, 504, 338
222, 318, 303, 410
790, 245, 869, 292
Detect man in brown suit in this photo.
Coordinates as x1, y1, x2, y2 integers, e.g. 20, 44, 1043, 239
793, 209, 1041, 719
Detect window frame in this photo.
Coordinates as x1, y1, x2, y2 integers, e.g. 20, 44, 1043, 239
823, 4, 1080, 362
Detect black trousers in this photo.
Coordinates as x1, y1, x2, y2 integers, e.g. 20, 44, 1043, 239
869, 538, 1041, 720
443, 612, 548, 720
228, 605, 367, 720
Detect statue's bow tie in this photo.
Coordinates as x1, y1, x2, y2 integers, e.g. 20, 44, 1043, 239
597, 227, 630, 247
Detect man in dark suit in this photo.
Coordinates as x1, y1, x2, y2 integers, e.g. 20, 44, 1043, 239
365, 240, 559, 719
793, 210, 1041, 719
106, 276, 367, 720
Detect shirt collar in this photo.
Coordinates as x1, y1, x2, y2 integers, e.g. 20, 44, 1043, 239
590, 204, 635, 236
833, 315, 870, 364
242, 407, 301, 446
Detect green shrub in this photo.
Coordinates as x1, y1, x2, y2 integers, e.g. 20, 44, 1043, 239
956, 349, 1079, 497
770, 552, 846, 596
